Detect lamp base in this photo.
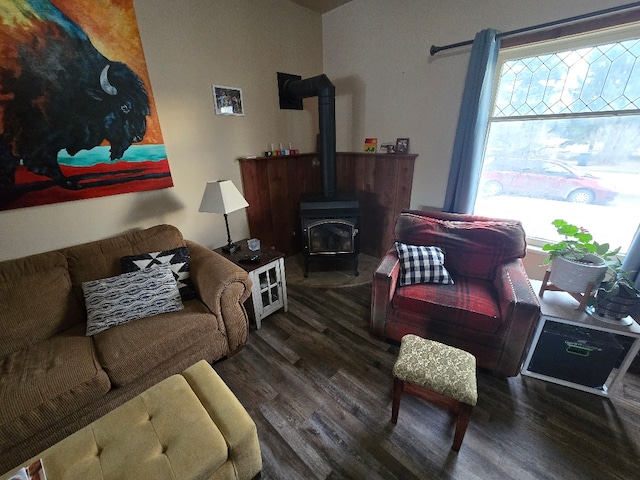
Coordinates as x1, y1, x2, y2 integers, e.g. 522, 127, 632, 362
222, 243, 241, 254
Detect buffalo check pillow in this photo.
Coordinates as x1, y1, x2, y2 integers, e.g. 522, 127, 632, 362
395, 242, 454, 286
121, 247, 196, 301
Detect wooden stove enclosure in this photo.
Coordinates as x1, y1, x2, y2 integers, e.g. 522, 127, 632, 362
239, 152, 416, 258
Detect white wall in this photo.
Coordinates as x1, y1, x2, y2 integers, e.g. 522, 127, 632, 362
2, 0, 632, 263
0, 0, 322, 261
323, 0, 632, 212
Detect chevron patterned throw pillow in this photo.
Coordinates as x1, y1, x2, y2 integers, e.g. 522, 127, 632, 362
121, 247, 196, 301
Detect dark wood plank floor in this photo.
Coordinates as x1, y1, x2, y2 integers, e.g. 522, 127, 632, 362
213, 283, 640, 480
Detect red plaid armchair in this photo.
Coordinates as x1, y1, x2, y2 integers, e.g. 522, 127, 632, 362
371, 210, 540, 377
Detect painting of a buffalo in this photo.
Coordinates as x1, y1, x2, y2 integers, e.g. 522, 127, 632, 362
0, 0, 172, 209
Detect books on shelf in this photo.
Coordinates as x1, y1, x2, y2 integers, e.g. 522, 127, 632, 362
8, 459, 46, 480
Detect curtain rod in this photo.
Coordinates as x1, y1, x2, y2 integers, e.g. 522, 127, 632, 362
430, 1, 640, 56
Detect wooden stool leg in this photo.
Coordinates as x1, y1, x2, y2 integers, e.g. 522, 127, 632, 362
391, 377, 403, 424
452, 403, 473, 452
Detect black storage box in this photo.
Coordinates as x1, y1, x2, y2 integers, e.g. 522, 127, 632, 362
528, 320, 624, 388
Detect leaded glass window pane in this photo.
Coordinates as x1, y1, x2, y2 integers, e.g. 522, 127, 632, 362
474, 25, 640, 254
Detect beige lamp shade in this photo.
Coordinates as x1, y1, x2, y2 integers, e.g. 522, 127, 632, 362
199, 180, 248, 253
198, 180, 248, 214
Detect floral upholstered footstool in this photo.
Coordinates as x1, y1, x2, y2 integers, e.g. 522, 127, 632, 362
391, 334, 478, 452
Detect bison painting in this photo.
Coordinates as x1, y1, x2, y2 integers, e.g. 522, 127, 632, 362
0, 0, 151, 190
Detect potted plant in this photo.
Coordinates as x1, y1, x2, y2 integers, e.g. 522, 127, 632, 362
590, 260, 640, 320
542, 219, 619, 294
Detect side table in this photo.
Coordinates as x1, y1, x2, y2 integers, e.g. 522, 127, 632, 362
522, 280, 640, 397
214, 239, 288, 329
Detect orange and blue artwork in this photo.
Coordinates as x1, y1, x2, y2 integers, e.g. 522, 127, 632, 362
0, 0, 172, 211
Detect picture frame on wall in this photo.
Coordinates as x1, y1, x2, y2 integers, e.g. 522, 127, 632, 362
395, 138, 410, 154
212, 85, 244, 116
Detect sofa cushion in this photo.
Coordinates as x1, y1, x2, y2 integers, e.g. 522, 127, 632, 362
92, 300, 221, 386
64, 224, 187, 295
395, 210, 526, 280
0, 325, 111, 447
395, 242, 453, 286
83, 265, 184, 336
0, 252, 85, 357
392, 277, 503, 333
121, 247, 197, 301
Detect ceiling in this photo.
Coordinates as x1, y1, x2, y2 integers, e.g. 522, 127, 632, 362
289, 0, 353, 14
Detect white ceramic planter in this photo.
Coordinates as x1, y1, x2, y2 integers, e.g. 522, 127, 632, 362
549, 254, 607, 294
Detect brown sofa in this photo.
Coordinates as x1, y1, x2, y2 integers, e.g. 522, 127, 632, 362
371, 210, 540, 377
0, 225, 252, 473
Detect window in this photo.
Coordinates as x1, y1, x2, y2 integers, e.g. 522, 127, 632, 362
474, 24, 640, 253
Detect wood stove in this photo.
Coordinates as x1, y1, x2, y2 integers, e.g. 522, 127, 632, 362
300, 193, 360, 277
280, 73, 360, 276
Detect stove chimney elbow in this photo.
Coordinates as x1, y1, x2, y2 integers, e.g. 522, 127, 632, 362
282, 74, 335, 101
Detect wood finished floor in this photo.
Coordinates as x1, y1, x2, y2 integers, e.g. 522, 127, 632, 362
213, 283, 640, 480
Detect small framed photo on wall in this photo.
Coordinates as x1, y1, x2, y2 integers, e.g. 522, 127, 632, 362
395, 138, 410, 154
212, 85, 244, 116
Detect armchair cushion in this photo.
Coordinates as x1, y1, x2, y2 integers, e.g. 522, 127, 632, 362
392, 278, 502, 333
395, 242, 454, 286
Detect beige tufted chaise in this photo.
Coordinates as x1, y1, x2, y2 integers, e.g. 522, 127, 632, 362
1, 361, 262, 480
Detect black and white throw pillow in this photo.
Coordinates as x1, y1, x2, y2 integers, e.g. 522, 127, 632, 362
395, 242, 454, 287
83, 264, 184, 336
121, 247, 196, 301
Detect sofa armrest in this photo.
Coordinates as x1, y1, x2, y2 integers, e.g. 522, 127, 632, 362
186, 240, 253, 351
371, 247, 401, 338
492, 259, 541, 377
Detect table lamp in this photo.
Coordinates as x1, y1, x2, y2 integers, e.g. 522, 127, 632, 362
199, 180, 249, 253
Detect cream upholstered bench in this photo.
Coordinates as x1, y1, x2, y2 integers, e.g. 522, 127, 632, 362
391, 334, 478, 452
1, 360, 262, 480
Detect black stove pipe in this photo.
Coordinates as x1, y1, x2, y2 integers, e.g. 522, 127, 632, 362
281, 74, 336, 198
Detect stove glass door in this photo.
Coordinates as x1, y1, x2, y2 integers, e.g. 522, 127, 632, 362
307, 220, 355, 255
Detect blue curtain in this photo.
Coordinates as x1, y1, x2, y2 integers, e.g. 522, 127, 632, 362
443, 29, 501, 214
622, 224, 640, 316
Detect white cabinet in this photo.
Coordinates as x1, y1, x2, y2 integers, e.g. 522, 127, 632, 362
214, 239, 288, 329
248, 257, 288, 328
523, 280, 640, 397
